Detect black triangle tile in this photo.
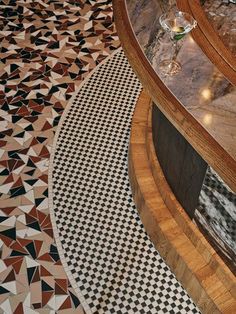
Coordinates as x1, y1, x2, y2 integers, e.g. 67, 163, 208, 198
25, 242, 37, 259
27, 266, 36, 285
0, 227, 16, 240
10, 186, 26, 198
41, 280, 54, 292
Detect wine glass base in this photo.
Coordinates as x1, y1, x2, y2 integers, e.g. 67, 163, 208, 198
158, 59, 182, 76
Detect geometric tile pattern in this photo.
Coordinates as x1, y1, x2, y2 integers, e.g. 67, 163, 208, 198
0, 0, 119, 312
52, 50, 200, 314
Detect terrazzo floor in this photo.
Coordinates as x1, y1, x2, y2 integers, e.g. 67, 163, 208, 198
0, 0, 119, 312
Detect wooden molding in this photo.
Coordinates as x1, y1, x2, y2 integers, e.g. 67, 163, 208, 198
129, 89, 236, 313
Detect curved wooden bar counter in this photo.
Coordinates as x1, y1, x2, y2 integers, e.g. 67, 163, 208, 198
113, 0, 236, 313
113, 0, 236, 192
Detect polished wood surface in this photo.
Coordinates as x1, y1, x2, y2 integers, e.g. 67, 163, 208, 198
129, 89, 236, 313
113, 0, 236, 192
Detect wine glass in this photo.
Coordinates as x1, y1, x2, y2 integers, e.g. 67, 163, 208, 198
158, 11, 197, 76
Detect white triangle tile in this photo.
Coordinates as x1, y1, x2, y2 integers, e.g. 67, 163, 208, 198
23, 293, 31, 308
0, 121, 8, 131
23, 182, 33, 193
18, 122, 31, 129
0, 182, 14, 194
47, 296, 56, 310
18, 154, 29, 163
13, 165, 25, 175
25, 256, 39, 268
0, 216, 16, 227
27, 147, 38, 157
26, 228, 41, 237
16, 229, 27, 238
36, 198, 48, 211
46, 118, 54, 125
0, 149, 4, 159
24, 190, 35, 203
0, 260, 7, 272
1, 282, 17, 295
18, 205, 34, 213
0, 299, 11, 313
17, 214, 26, 225
33, 179, 47, 187
14, 137, 25, 146
35, 160, 48, 172
55, 295, 68, 310
24, 131, 32, 142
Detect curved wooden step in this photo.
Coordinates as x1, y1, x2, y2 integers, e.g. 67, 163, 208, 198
129, 89, 236, 314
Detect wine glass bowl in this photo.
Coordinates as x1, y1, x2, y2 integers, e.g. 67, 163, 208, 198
159, 11, 197, 40
158, 11, 197, 76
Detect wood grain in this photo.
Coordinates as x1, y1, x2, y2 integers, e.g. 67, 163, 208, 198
129, 89, 236, 313
112, 0, 236, 192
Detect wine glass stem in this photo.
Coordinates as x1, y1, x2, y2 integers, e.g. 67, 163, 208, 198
172, 40, 180, 61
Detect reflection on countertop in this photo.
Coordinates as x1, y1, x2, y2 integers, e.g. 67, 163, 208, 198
126, 0, 236, 160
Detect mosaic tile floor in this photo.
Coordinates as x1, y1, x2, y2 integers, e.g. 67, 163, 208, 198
0, 0, 119, 312
50, 49, 199, 314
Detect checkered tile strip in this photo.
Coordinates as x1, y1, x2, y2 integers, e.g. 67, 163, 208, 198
51, 50, 200, 313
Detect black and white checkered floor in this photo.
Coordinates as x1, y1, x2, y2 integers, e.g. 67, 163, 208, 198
49, 50, 200, 313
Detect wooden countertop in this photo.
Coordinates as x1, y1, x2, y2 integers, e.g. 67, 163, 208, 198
113, 0, 236, 192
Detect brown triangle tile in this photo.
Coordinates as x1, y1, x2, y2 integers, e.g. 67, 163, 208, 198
0, 140, 7, 147
43, 228, 54, 239
0, 207, 16, 215
34, 240, 43, 257
3, 174, 15, 184
59, 296, 72, 310
12, 258, 24, 274
17, 238, 32, 247
8, 159, 18, 172
55, 283, 67, 295
42, 291, 54, 307
13, 302, 24, 314
3, 269, 16, 283
14, 160, 25, 170
30, 138, 39, 146
12, 177, 23, 188
0, 234, 14, 246
39, 174, 48, 183
55, 279, 68, 292
41, 215, 51, 228
38, 211, 47, 225
42, 121, 52, 131
25, 214, 37, 224
17, 105, 31, 116
40, 265, 52, 277
31, 267, 40, 283
39, 146, 50, 158
4, 256, 23, 267
10, 241, 28, 254
28, 207, 38, 219
30, 156, 41, 163
38, 253, 54, 262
